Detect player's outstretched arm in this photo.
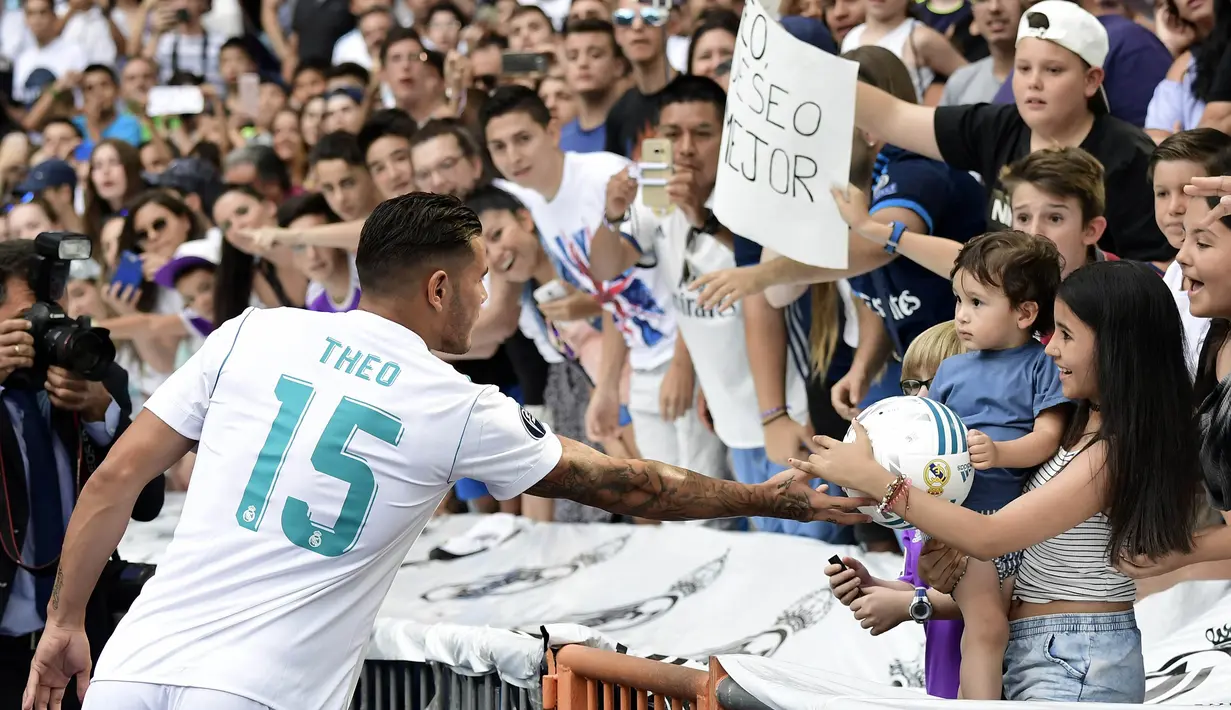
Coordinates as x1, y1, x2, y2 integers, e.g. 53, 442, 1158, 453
526, 436, 872, 523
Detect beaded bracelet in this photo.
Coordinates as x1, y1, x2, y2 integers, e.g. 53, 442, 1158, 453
877, 473, 910, 514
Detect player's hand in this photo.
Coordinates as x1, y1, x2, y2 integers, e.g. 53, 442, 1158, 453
23, 621, 91, 710
826, 555, 875, 606
604, 167, 637, 224
762, 415, 816, 467
788, 421, 879, 491
830, 366, 869, 421
658, 357, 694, 422
0, 319, 34, 383
762, 471, 871, 525
689, 265, 769, 312
46, 366, 111, 422
830, 184, 872, 232
918, 538, 967, 594
967, 429, 997, 470
850, 586, 911, 636
585, 385, 620, 441
1185, 176, 1231, 227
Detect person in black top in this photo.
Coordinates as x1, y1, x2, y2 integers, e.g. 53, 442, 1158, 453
603, 0, 678, 158
850, 0, 1173, 265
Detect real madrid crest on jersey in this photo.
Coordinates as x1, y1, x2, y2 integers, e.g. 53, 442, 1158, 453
520, 407, 547, 439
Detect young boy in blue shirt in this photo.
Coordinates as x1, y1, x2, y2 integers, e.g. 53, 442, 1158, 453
928, 231, 1070, 699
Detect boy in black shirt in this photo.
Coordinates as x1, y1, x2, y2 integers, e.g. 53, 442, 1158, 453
850, 0, 1172, 265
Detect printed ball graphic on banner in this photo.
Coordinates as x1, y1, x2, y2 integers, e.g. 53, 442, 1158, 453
842, 396, 974, 529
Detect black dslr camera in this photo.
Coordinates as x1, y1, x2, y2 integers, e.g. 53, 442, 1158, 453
8, 233, 116, 389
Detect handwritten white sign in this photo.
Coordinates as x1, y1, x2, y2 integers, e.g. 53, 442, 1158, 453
714, 0, 857, 268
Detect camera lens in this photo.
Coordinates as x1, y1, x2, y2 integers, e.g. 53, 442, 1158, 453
47, 324, 116, 381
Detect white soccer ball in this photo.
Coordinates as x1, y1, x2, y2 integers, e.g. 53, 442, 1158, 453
842, 396, 974, 529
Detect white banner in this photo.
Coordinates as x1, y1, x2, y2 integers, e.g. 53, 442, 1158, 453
121, 500, 1231, 704
714, 0, 857, 268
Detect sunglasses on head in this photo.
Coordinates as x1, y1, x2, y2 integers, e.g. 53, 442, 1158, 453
613, 6, 669, 26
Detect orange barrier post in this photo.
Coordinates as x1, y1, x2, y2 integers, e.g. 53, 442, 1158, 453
544, 645, 721, 710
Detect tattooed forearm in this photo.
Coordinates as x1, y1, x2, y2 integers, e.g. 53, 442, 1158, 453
51, 566, 64, 611
528, 438, 815, 522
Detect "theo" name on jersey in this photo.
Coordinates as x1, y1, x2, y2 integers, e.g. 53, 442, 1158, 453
319, 337, 402, 387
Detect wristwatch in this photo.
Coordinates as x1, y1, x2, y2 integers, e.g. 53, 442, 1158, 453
908, 586, 933, 623
699, 209, 723, 235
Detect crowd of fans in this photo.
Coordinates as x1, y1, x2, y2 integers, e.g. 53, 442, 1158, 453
2, 0, 1231, 703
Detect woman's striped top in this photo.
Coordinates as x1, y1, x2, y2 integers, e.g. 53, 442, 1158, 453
1013, 448, 1136, 604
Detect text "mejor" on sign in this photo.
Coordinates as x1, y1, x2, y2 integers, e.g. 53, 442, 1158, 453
723, 11, 824, 202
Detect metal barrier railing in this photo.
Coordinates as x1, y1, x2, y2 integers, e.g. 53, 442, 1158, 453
543, 645, 715, 710
353, 660, 539, 710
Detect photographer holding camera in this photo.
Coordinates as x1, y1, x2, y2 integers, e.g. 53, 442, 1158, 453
0, 236, 163, 710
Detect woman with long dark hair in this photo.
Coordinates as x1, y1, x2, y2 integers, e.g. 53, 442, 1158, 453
211, 184, 307, 324
83, 139, 145, 241
797, 260, 1204, 702
1147, 0, 1230, 139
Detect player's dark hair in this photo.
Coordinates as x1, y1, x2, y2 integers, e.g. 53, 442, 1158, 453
465, 184, 528, 218
1056, 260, 1202, 561
478, 86, 552, 140
356, 193, 481, 295
951, 230, 1062, 335
277, 191, 340, 228
358, 109, 418, 158
409, 118, 481, 159
658, 74, 726, 116
309, 131, 366, 168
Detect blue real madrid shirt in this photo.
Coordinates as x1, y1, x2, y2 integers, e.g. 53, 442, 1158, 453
848, 146, 986, 356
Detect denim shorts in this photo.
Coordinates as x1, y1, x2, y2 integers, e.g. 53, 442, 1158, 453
1003, 610, 1144, 703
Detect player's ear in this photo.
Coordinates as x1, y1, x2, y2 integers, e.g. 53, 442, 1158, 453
426, 269, 449, 312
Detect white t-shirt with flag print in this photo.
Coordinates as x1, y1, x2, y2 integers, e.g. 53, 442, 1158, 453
92, 307, 562, 710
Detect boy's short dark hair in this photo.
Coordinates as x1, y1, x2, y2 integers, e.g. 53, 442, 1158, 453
292, 60, 329, 83
220, 37, 252, 58
511, 4, 554, 29
41, 116, 82, 138
478, 86, 551, 140
310, 131, 367, 168
358, 109, 418, 157
409, 118, 482, 159
563, 18, 619, 55
465, 183, 529, 220
83, 64, 117, 83
380, 26, 423, 64
952, 231, 1063, 335
1001, 146, 1105, 225
328, 62, 370, 87
1148, 128, 1231, 182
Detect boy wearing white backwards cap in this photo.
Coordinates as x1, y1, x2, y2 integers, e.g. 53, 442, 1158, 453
838, 0, 1172, 267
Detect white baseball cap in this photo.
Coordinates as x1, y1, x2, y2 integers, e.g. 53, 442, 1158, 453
1016, 0, 1111, 112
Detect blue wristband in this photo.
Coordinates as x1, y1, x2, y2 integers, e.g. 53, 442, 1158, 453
885, 221, 907, 255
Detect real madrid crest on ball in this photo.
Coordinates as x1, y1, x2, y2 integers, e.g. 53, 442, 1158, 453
520, 407, 547, 440
842, 396, 974, 529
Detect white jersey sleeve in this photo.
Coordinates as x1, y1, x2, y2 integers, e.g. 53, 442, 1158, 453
142, 307, 257, 440
451, 386, 563, 500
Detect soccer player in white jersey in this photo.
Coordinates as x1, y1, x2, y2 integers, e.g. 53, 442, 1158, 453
23, 193, 868, 710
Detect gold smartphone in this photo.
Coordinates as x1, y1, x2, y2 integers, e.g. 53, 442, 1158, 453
639, 138, 673, 213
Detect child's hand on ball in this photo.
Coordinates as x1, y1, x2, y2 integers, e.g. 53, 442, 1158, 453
967, 429, 998, 470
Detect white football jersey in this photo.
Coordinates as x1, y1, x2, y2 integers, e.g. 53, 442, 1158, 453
93, 307, 563, 710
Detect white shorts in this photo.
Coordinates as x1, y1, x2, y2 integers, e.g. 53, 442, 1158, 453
82, 681, 272, 710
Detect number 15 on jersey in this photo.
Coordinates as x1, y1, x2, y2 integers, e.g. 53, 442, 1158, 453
235, 374, 405, 557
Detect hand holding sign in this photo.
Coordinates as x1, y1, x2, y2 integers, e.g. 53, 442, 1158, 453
714, 0, 857, 268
